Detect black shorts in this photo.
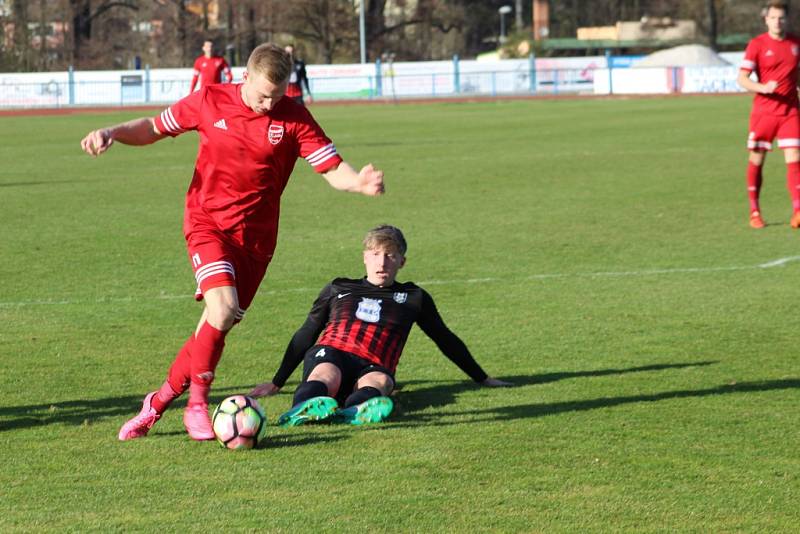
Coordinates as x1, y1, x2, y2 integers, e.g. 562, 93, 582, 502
302, 345, 394, 403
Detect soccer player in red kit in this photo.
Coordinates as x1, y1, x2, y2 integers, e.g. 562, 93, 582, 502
249, 225, 513, 426
737, 0, 800, 229
80, 43, 385, 441
189, 40, 233, 93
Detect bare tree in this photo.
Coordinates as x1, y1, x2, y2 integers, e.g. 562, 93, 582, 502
281, 0, 357, 64
69, 0, 138, 65
11, 0, 31, 70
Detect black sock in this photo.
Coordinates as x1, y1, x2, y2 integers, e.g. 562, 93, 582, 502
293, 380, 329, 406
344, 386, 382, 408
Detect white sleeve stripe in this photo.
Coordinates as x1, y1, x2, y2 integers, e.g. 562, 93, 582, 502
306, 143, 336, 161
740, 59, 755, 69
306, 145, 338, 166
161, 108, 185, 133
160, 109, 176, 131
158, 111, 174, 132
307, 149, 337, 166
309, 151, 338, 167
166, 108, 185, 132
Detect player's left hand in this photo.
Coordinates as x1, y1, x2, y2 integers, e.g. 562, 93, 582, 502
249, 382, 281, 397
481, 377, 515, 387
358, 163, 385, 196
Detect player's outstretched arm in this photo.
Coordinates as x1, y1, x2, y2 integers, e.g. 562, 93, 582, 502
249, 314, 326, 398
322, 162, 385, 196
80, 118, 165, 157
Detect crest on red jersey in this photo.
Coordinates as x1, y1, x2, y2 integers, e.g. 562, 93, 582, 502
268, 124, 284, 145
793, 45, 799, 56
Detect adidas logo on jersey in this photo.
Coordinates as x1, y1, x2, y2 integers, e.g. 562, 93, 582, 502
213, 118, 228, 130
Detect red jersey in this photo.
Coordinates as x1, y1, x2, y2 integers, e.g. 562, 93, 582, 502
190, 55, 232, 92
153, 84, 343, 262
741, 32, 800, 116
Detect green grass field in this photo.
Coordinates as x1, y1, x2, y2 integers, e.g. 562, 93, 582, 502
1, 95, 799, 532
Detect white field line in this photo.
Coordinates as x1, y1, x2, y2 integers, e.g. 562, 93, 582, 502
2, 255, 800, 309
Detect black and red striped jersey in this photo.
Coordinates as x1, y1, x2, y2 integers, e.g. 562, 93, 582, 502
270, 277, 488, 386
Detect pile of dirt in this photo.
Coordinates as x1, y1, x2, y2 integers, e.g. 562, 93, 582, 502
633, 44, 731, 67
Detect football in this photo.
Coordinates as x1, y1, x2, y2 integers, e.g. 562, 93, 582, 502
212, 395, 267, 450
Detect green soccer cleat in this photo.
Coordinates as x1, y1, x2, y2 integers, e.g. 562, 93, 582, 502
333, 396, 394, 426
277, 396, 338, 427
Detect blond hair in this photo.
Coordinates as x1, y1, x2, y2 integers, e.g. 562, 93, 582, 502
363, 225, 407, 256
764, 0, 789, 14
246, 43, 292, 84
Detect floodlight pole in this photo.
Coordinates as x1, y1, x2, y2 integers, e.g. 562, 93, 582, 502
359, 0, 367, 64
499, 5, 512, 44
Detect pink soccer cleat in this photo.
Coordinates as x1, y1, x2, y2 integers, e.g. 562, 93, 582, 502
750, 211, 765, 229
791, 211, 800, 229
118, 392, 160, 441
183, 403, 215, 441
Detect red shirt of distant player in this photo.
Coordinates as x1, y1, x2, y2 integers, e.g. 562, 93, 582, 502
152, 83, 342, 262
741, 32, 800, 116
190, 55, 233, 92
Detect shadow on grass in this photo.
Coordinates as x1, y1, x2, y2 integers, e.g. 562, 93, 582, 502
0, 384, 253, 433
396, 361, 718, 414
390, 376, 800, 427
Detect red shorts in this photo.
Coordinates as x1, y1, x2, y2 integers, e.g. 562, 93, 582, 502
748, 110, 800, 151
186, 230, 269, 321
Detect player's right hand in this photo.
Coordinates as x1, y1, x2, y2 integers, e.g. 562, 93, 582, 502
358, 163, 385, 196
762, 80, 779, 94
249, 382, 281, 398
80, 128, 113, 156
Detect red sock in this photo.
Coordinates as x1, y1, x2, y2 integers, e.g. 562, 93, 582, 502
747, 162, 763, 213
787, 161, 800, 212
166, 335, 194, 393
188, 321, 227, 406
188, 381, 211, 408
150, 335, 194, 413
151, 381, 180, 414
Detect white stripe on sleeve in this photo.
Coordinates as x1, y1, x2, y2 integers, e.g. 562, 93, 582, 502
160, 108, 185, 134
305, 144, 338, 167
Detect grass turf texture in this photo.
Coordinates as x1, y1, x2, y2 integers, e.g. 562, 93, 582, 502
1, 95, 799, 532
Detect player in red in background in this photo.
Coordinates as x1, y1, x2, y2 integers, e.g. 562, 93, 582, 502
79, 43, 385, 442
249, 225, 513, 427
284, 44, 312, 106
189, 39, 233, 93
737, 0, 800, 229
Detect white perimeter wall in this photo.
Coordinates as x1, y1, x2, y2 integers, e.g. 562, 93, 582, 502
0, 52, 747, 108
